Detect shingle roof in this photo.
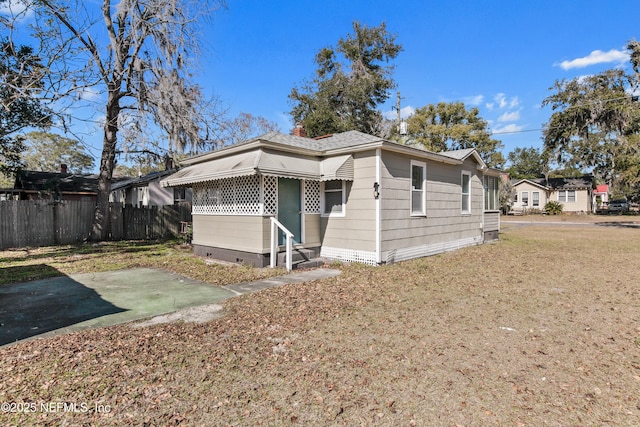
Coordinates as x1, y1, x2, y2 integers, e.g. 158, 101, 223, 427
440, 148, 476, 160
513, 176, 594, 190
15, 170, 131, 194
110, 170, 176, 191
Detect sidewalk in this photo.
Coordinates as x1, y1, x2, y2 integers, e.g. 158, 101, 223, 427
134, 268, 342, 327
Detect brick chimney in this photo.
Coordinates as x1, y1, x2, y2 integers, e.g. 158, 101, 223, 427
60, 164, 68, 174
292, 124, 307, 138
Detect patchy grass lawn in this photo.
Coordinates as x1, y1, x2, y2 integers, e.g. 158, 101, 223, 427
0, 240, 282, 286
2, 225, 640, 426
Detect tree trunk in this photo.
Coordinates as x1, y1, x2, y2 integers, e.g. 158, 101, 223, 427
90, 92, 119, 241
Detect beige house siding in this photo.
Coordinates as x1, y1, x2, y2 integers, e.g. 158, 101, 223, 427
192, 214, 270, 253
483, 211, 500, 232
551, 189, 591, 213
513, 181, 591, 213
304, 213, 321, 247
380, 152, 483, 260
513, 182, 549, 212
320, 150, 377, 253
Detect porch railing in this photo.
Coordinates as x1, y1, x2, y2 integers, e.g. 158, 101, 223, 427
270, 217, 293, 271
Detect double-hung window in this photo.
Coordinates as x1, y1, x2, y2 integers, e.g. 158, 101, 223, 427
522, 191, 529, 206
461, 171, 471, 214
411, 161, 426, 216
558, 190, 576, 203
532, 191, 540, 207
322, 180, 345, 216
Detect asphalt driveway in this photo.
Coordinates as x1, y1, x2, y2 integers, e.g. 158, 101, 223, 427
0, 267, 341, 347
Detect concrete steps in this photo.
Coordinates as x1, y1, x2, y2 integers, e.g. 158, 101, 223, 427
276, 248, 325, 270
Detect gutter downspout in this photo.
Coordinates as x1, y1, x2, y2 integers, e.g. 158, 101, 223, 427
376, 148, 382, 265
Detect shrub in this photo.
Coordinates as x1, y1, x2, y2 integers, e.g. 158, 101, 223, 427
545, 200, 563, 215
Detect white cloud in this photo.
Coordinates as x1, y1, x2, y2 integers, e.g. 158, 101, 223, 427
462, 95, 483, 106
498, 111, 520, 122
400, 105, 415, 119
491, 123, 525, 135
485, 102, 495, 111
78, 88, 101, 102
383, 105, 415, 120
491, 93, 519, 110
556, 49, 629, 70
0, 0, 32, 19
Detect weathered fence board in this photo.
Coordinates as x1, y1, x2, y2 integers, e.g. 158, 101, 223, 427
0, 201, 191, 250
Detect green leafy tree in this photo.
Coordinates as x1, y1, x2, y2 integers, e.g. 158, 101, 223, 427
405, 102, 505, 168
289, 21, 402, 137
22, 131, 94, 173
506, 147, 547, 179
542, 65, 640, 196
0, 39, 50, 179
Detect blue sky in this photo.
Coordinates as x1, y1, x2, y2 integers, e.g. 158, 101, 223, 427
202, 0, 639, 161
3, 0, 640, 167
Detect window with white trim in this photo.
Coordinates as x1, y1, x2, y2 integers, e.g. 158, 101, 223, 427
483, 176, 499, 211
521, 191, 529, 206
411, 161, 426, 216
532, 191, 540, 207
558, 190, 576, 203
321, 180, 345, 216
461, 171, 471, 214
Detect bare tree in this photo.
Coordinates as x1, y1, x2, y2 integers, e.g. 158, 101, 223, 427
5, 0, 225, 240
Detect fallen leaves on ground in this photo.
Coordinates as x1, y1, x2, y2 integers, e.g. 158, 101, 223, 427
1, 226, 640, 425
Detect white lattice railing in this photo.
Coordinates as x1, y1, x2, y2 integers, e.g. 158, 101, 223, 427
270, 217, 293, 271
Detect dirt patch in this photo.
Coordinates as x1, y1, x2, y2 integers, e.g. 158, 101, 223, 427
132, 303, 225, 327
1, 225, 639, 426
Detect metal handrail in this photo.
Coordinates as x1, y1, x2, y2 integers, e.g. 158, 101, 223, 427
270, 217, 293, 271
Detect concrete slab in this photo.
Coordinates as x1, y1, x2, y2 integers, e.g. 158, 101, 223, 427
0, 268, 236, 346
0, 267, 341, 346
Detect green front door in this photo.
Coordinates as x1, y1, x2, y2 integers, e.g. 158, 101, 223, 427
277, 178, 302, 245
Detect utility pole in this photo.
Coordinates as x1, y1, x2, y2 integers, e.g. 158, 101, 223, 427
396, 90, 401, 128
394, 91, 407, 135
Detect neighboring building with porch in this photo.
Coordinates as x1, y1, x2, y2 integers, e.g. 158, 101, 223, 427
161, 130, 501, 268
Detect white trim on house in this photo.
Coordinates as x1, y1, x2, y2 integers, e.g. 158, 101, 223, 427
386, 235, 483, 264
410, 160, 427, 216
461, 170, 471, 215
375, 148, 382, 264
320, 180, 346, 218
320, 246, 377, 266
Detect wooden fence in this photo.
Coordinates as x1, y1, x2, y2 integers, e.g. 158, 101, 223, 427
0, 200, 192, 250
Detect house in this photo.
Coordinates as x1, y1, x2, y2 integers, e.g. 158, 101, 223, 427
594, 184, 609, 210
511, 176, 595, 214
11, 165, 101, 202
160, 130, 501, 268
8, 165, 131, 202
109, 170, 192, 207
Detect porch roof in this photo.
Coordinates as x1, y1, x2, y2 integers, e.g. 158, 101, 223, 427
161, 149, 353, 187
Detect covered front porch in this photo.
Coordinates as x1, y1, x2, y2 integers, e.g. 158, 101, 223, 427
161, 147, 354, 269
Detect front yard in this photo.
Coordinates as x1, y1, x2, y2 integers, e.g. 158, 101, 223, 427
1, 224, 640, 425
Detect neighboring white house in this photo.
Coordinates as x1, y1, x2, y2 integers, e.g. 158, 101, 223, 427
110, 170, 192, 207
161, 130, 502, 267
511, 176, 594, 214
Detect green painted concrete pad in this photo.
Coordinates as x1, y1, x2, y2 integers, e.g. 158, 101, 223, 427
0, 268, 236, 346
